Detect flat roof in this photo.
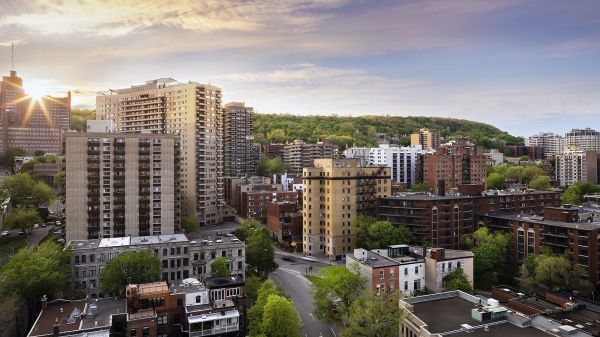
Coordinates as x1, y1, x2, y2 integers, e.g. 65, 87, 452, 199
205, 275, 245, 288
450, 322, 552, 337
481, 213, 600, 231
412, 296, 481, 333
347, 251, 399, 268
71, 234, 190, 250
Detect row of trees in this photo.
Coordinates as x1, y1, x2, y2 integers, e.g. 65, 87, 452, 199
248, 281, 301, 337
561, 181, 600, 205
487, 165, 551, 190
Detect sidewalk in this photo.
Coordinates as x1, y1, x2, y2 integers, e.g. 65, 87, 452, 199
274, 247, 346, 266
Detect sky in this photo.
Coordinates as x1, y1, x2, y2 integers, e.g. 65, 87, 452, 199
0, 0, 599, 137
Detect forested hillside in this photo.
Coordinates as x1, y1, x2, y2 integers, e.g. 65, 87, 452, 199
70, 109, 96, 132
254, 114, 523, 150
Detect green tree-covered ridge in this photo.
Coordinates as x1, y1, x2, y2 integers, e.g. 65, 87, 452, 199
71, 110, 523, 149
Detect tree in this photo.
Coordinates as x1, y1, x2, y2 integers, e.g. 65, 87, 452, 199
181, 215, 198, 234
562, 181, 600, 205
529, 175, 551, 190
256, 156, 290, 176
0, 147, 25, 169
267, 129, 287, 143
354, 216, 412, 250
2, 206, 41, 233
262, 294, 302, 337
342, 291, 403, 337
70, 109, 96, 132
311, 264, 367, 322
33, 150, 45, 157
519, 252, 593, 295
410, 182, 430, 192
211, 257, 231, 277
0, 242, 70, 302
248, 280, 278, 336
101, 251, 161, 295
53, 171, 65, 189
234, 218, 261, 242
1, 173, 56, 207
486, 173, 506, 190
443, 267, 473, 294
246, 228, 278, 278
463, 227, 512, 289
245, 275, 264, 306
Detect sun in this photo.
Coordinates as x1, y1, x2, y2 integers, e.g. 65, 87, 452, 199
24, 81, 49, 101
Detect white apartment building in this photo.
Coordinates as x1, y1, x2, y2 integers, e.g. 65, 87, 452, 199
96, 78, 223, 225
344, 144, 434, 186
526, 132, 564, 157
485, 149, 504, 166
555, 146, 599, 186
565, 128, 600, 152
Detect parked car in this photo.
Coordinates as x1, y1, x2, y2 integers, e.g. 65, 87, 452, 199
18, 230, 25, 236
0, 230, 9, 237
41, 223, 47, 228
33, 223, 39, 229
56, 238, 65, 245
46, 221, 55, 227
53, 229, 63, 235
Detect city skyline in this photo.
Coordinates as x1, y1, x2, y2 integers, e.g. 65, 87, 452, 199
1, 0, 599, 136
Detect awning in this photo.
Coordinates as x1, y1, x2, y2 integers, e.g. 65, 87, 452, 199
188, 310, 240, 324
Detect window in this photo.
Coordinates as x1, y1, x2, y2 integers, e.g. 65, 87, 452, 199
130, 329, 137, 337
379, 270, 385, 280
404, 268, 408, 276
227, 287, 240, 297
142, 327, 149, 337
415, 266, 419, 274
404, 281, 408, 291
157, 315, 168, 326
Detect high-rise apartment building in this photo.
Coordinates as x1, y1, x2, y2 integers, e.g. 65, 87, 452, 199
303, 158, 391, 260
222, 102, 256, 177
283, 139, 338, 175
0, 70, 71, 155
526, 132, 564, 158
65, 132, 180, 241
96, 78, 222, 225
344, 144, 434, 186
565, 128, 600, 152
555, 146, 599, 186
423, 139, 487, 193
410, 128, 440, 150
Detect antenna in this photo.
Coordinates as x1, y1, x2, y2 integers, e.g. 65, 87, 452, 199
11, 42, 14, 70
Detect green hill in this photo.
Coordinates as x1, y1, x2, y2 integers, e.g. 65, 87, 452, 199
70, 110, 523, 150
254, 114, 523, 149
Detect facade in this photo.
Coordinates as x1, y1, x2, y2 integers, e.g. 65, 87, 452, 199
96, 78, 223, 226
344, 144, 434, 186
222, 102, 257, 178
86, 119, 115, 133
526, 132, 564, 158
485, 149, 504, 166
283, 139, 338, 175
65, 132, 180, 241
423, 139, 487, 193
479, 206, 600, 290
420, 247, 474, 293
347, 245, 426, 296
565, 128, 600, 152
0, 70, 71, 155
555, 147, 599, 186
69, 234, 245, 298
302, 158, 391, 259
410, 128, 440, 150
506, 145, 544, 160
240, 187, 298, 219
261, 142, 285, 159
28, 277, 246, 337
377, 190, 561, 248
266, 201, 302, 249
223, 176, 271, 211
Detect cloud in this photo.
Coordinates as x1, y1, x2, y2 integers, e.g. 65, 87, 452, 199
0, 0, 348, 36
0, 38, 27, 47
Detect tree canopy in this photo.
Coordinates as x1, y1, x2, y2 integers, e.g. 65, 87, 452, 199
311, 264, 367, 323
0, 242, 70, 302
561, 181, 600, 205
1, 172, 57, 207
210, 257, 231, 277
100, 251, 161, 295
71, 109, 96, 132
262, 294, 302, 337
181, 215, 198, 234
246, 228, 278, 278
353, 216, 413, 250
256, 156, 290, 176
342, 290, 403, 337
254, 114, 523, 150
487, 165, 551, 190
0, 147, 26, 169
520, 251, 593, 296
409, 182, 431, 192
443, 267, 474, 294
2, 206, 41, 232
248, 280, 279, 337
463, 227, 512, 290
233, 218, 261, 242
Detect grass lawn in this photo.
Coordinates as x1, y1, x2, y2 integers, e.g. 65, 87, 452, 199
0, 236, 27, 264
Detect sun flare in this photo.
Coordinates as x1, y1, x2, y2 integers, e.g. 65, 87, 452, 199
24, 81, 48, 101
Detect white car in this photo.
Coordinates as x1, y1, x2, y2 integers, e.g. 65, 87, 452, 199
33, 224, 39, 229
0, 230, 9, 237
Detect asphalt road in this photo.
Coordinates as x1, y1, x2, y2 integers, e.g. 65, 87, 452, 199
270, 252, 340, 337
1, 225, 56, 246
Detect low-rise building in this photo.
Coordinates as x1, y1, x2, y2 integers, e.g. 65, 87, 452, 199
69, 233, 245, 298
266, 201, 302, 250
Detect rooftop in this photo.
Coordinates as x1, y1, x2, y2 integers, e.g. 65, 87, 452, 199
384, 189, 558, 201
171, 278, 207, 294
347, 250, 399, 268
70, 234, 190, 250
412, 296, 482, 333
28, 298, 125, 337
205, 275, 245, 288
450, 322, 552, 337
480, 213, 600, 231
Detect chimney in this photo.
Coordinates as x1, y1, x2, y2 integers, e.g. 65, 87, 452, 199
437, 179, 446, 196
41, 294, 48, 309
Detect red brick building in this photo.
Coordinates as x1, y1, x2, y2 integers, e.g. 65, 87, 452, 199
239, 184, 299, 219
266, 201, 302, 250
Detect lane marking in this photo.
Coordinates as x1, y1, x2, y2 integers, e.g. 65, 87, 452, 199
331, 327, 337, 337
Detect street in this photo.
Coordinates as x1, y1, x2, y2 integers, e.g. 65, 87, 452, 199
1, 225, 56, 247
270, 252, 340, 337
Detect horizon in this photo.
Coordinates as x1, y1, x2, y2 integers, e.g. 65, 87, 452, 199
1, 0, 599, 137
